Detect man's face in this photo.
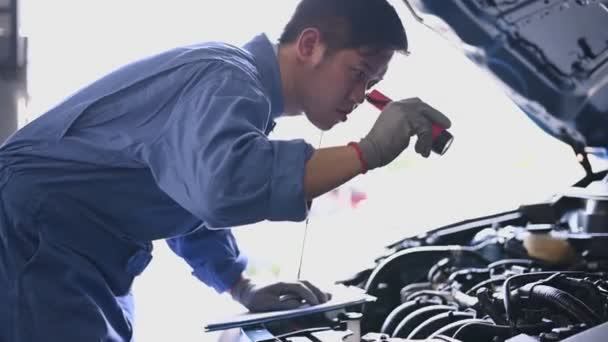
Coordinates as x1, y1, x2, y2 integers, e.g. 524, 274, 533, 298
300, 47, 394, 130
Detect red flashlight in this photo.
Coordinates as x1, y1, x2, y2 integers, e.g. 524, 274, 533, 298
365, 89, 454, 155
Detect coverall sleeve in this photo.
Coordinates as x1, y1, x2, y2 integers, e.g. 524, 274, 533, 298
165, 228, 247, 293
142, 65, 315, 229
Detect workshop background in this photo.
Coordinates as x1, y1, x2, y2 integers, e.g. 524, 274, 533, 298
0, 0, 584, 341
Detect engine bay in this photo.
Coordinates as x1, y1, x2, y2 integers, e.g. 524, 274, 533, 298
218, 171, 608, 342
335, 171, 608, 341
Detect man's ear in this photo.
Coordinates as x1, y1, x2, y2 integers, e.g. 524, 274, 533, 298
295, 28, 326, 67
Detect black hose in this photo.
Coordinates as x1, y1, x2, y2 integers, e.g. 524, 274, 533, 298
428, 318, 490, 339
465, 276, 505, 295
405, 290, 451, 302
407, 311, 475, 339
380, 299, 436, 335
433, 336, 464, 342
524, 284, 601, 326
392, 304, 456, 338
502, 271, 601, 331
400, 282, 433, 300
452, 321, 554, 341
553, 276, 605, 318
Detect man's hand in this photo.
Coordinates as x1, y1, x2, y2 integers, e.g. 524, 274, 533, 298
303, 98, 450, 200
230, 277, 331, 312
358, 98, 451, 169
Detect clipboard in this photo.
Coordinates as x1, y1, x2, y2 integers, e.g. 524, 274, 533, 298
204, 284, 376, 332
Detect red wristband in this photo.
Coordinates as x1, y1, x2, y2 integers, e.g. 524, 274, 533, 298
348, 142, 368, 174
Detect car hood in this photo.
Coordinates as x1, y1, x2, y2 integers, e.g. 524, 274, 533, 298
402, 0, 608, 152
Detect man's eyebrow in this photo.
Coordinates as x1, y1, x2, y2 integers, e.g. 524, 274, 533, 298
361, 61, 374, 73
366, 63, 387, 82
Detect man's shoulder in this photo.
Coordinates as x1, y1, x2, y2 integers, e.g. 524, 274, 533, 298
177, 41, 261, 84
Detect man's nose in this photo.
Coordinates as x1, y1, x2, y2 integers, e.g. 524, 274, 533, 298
350, 83, 366, 107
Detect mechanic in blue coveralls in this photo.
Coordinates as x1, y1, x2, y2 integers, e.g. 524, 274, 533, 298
0, 0, 451, 340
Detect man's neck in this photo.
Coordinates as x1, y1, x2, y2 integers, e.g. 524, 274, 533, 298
277, 44, 304, 116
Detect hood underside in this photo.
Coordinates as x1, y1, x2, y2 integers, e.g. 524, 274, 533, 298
404, 0, 608, 150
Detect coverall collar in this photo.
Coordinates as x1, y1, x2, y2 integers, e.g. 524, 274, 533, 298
242, 34, 284, 119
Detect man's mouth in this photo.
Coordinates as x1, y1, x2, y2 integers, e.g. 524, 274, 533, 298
337, 109, 351, 122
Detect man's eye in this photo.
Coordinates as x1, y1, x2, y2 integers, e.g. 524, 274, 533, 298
366, 79, 379, 90
352, 68, 366, 80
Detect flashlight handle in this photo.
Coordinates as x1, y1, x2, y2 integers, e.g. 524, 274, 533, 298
365, 89, 444, 140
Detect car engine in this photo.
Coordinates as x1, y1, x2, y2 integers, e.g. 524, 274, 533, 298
334, 173, 608, 341
211, 173, 608, 342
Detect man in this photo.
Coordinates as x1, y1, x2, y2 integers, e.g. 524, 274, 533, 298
0, 0, 451, 340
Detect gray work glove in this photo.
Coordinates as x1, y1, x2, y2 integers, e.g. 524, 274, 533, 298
230, 278, 331, 312
359, 97, 452, 169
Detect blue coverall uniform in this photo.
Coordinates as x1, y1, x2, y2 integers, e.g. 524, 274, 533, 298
0, 33, 314, 341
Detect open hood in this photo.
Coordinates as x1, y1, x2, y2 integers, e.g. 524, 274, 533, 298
403, 0, 608, 152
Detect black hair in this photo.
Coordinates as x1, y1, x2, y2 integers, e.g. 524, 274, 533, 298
279, 0, 407, 54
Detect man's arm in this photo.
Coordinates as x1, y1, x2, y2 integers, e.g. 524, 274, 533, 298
166, 228, 247, 293
304, 146, 363, 201
304, 97, 454, 201
140, 66, 315, 229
